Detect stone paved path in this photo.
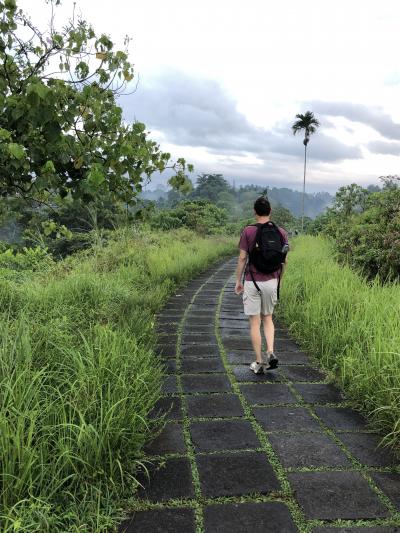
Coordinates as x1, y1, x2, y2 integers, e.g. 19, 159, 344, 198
120, 259, 400, 533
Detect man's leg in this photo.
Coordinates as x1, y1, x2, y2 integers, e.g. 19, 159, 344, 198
249, 314, 262, 364
262, 313, 278, 368
261, 314, 274, 353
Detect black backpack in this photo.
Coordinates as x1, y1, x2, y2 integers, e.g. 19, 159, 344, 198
248, 222, 285, 275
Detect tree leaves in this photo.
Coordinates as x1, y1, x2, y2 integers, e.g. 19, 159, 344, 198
26, 82, 49, 101
0, 1, 193, 204
87, 164, 105, 187
41, 160, 56, 174
7, 142, 24, 159
168, 173, 193, 195
0, 128, 11, 140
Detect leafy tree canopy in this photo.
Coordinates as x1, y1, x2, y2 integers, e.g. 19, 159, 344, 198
310, 179, 400, 281
0, 0, 192, 204
292, 111, 320, 145
192, 174, 231, 201
331, 183, 369, 216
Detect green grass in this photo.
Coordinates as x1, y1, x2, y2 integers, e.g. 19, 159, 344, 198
279, 235, 400, 452
0, 227, 236, 532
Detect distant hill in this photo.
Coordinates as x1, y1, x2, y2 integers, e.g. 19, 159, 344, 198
264, 187, 332, 218
141, 181, 333, 219
141, 186, 168, 202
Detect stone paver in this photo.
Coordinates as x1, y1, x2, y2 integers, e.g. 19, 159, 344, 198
196, 452, 280, 497
226, 350, 254, 364
162, 359, 177, 374
120, 260, 400, 532
181, 374, 231, 393
181, 333, 217, 345
337, 432, 398, 467
155, 344, 177, 358
293, 383, 344, 404
186, 315, 213, 324
219, 319, 249, 329
181, 345, 220, 358
186, 393, 244, 418
144, 423, 186, 456
240, 383, 298, 405
314, 406, 369, 430
312, 526, 400, 533
119, 508, 195, 533
190, 419, 260, 452
253, 406, 322, 432
157, 333, 178, 346
268, 432, 351, 468
181, 358, 225, 373
137, 457, 195, 502
279, 365, 325, 382
161, 375, 178, 394
288, 471, 389, 519
150, 396, 182, 420
203, 502, 298, 532
371, 471, 400, 511
184, 325, 215, 334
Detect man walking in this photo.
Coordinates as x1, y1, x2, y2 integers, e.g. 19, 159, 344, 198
235, 197, 289, 374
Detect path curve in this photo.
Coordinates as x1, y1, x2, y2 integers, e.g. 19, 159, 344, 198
120, 259, 400, 533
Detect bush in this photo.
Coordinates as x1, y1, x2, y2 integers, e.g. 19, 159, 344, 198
150, 199, 228, 234
311, 184, 400, 281
0, 246, 54, 272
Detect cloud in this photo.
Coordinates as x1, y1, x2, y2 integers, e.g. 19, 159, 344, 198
121, 71, 266, 154
121, 72, 362, 163
308, 100, 400, 141
267, 130, 362, 161
367, 140, 400, 155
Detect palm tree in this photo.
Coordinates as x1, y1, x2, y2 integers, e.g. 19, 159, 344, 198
292, 111, 320, 232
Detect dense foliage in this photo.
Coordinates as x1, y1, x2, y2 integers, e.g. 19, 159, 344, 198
150, 199, 229, 234
0, 0, 191, 204
311, 179, 400, 280
0, 179, 303, 257
147, 173, 332, 220
148, 196, 301, 238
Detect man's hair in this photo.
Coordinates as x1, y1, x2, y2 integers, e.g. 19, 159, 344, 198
254, 196, 271, 216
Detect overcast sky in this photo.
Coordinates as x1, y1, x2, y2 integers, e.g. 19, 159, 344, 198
23, 0, 400, 192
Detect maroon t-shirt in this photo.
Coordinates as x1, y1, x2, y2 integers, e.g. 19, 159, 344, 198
239, 224, 289, 281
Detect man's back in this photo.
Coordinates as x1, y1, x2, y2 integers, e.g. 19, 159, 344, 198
239, 224, 289, 282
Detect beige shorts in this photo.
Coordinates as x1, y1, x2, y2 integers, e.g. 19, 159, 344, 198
243, 279, 278, 316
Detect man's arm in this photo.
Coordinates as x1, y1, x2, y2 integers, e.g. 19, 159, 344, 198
235, 249, 247, 294
279, 228, 289, 279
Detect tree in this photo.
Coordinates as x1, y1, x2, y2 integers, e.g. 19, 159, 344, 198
292, 111, 320, 231
332, 183, 369, 217
379, 174, 400, 190
0, 0, 192, 204
192, 174, 232, 201
270, 204, 297, 231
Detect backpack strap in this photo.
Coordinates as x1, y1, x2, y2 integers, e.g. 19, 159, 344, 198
247, 224, 262, 293
249, 267, 261, 293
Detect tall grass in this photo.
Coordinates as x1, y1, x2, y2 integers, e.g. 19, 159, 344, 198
0, 227, 236, 531
280, 235, 400, 451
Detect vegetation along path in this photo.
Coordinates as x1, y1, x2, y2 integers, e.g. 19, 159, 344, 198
120, 259, 400, 533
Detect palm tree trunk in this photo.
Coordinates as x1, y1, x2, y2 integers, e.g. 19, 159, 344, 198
302, 143, 307, 232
